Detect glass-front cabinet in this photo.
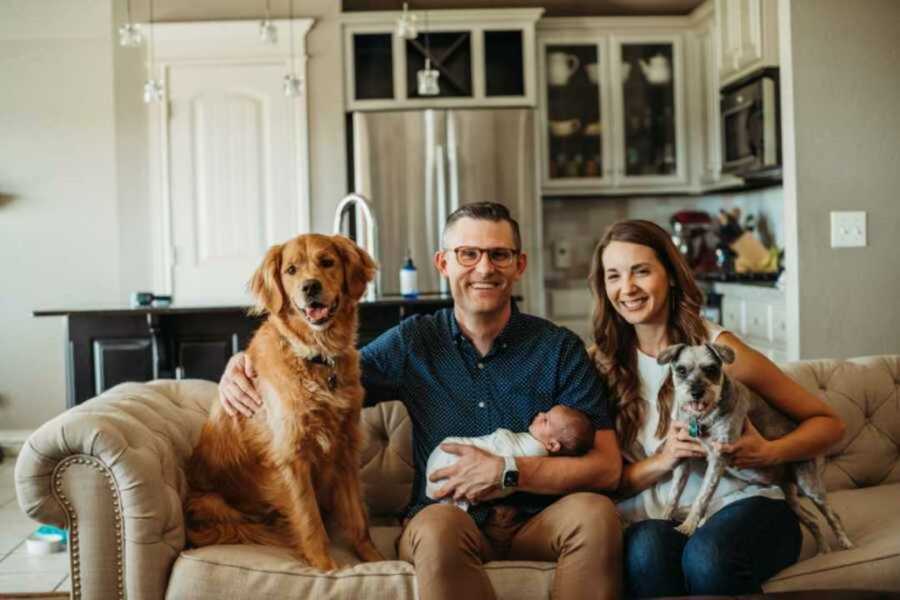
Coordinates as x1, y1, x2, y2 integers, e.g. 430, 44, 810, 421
343, 9, 542, 111
539, 30, 687, 193
542, 42, 610, 183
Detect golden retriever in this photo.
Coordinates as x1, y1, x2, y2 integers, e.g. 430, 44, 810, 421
185, 233, 384, 570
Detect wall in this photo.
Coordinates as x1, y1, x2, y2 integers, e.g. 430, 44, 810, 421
781, 0, 900, 359
0, 0, 347, 431
0, 0, 121, 430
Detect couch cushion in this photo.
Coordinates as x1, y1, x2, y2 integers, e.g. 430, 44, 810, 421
166, 530, 557, 600
763, 483, 900, 592
360, 400, 415, 518
779, 356, 900, 492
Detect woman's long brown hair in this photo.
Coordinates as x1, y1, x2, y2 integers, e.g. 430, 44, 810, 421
587, 220, 707, 456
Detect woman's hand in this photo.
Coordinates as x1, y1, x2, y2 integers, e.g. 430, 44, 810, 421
656, 420, 706, 471
219, 352, 262, 417
715, 418, 778, 468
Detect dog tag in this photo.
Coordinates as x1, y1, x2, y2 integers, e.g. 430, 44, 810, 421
327, 374, 338, 391
689, 417, 700, 438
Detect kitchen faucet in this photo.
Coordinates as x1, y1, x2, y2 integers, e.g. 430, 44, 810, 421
333, 193, 380, 302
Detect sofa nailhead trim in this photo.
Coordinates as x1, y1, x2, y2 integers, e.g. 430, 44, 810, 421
52, 455, 126, 600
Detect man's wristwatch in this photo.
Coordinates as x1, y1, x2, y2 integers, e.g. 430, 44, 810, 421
501, 456, 519, 490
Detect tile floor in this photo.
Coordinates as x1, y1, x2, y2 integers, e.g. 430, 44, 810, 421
0, 458, 70, 594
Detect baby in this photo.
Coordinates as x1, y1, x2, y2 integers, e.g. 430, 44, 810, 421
426, 405, 594, 510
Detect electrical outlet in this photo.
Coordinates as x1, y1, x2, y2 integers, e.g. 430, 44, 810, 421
830, 211, 867, 248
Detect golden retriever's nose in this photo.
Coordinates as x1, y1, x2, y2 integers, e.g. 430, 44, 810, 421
302, 279, 322, 298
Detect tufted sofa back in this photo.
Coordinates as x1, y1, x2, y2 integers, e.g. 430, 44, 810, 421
778, 355, 900, 492
358, 355, 900, 517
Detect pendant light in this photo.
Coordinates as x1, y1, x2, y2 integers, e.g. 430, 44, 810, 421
259, 0, 277, 44
118, 0, 143, 47
143, 0, 164, 103
282, 0, 303, 97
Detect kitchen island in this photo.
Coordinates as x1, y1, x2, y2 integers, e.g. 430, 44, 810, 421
34, 295, 454, 407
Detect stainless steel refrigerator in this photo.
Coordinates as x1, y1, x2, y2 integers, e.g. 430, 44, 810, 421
350, 108, 543, 314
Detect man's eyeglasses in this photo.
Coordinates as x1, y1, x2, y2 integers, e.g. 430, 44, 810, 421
450, 246, 519, 267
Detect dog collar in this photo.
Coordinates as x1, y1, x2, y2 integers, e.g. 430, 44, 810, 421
306, 355, 338, 390
688, 416, 707, 438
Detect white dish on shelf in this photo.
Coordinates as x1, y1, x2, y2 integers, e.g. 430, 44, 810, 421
548, 118, 581, 137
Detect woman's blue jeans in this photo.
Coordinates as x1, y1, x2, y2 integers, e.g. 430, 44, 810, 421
624, 496, 802, 598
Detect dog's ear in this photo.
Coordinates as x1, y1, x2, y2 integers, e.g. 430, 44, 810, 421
705, 343, 736, 365
657, 343, 686, 366
248, 243, 285, 316
331, 235, 377, 300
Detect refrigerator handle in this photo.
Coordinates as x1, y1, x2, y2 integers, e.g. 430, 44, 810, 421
447, 112, 460, 213
436, 144, 449, 295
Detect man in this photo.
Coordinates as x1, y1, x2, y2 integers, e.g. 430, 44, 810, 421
219, 202, 623, 600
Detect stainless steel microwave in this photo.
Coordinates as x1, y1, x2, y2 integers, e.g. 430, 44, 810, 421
721, 68, 781, 181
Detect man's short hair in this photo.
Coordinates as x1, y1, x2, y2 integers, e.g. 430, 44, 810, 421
554, 406, 594, 457
442, 202, 522, 252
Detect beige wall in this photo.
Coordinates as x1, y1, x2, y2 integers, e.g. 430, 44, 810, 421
781, 0, 900, 359
0, 0, 347, 430
0, 1, 121, 429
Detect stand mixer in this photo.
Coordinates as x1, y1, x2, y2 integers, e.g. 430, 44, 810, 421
670, 210, 716, 272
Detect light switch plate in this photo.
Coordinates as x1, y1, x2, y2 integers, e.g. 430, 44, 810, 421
830, 211, 867, 248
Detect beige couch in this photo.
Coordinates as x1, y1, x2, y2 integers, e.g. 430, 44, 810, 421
15, 355, 900, 599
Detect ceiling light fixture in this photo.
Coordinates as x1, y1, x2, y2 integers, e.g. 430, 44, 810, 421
259, 0, 277, 44
118, 0, 143, 47
282, 0, 303, 97
396, 2, 418, 40
143, 0, 164, 103
416, 11, 439, 96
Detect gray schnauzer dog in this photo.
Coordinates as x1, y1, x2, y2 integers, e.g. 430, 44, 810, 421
656, 343, 853, 554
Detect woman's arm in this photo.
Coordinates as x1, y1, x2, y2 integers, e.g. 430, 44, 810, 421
716, 332, 846, 468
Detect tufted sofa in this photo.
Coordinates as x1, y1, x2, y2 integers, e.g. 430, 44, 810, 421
14, 355, 900, 599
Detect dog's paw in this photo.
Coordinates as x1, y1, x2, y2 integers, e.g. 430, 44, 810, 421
675, 521, 697, 537
355, 541, 385, 563
307, 555, 339, 572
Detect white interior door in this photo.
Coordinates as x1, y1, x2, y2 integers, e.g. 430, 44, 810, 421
168, 62, 298, 305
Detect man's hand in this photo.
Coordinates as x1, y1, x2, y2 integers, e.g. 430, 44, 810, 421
219, 352, 262, 417
429, 444, 505, 505
714, 419, 778, 468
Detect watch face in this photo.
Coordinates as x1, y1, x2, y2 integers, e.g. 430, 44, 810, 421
503, 469, 519, 489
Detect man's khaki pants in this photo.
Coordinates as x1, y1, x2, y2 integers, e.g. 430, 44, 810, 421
397, 493, 622, 600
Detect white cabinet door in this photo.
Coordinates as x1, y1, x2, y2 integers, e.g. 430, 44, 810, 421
168, 63, 300, 305
611, 34, 688, 187
717, 0, 778, 86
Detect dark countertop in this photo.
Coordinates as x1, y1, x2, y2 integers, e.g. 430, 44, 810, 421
34, 293, 454, 317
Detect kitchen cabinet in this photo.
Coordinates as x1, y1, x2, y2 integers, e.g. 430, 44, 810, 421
716, 0, 779, 87
537, 20, 690, 195
715, 282, 786, 363
342, 9, 542, 111
34, 298, 454, 408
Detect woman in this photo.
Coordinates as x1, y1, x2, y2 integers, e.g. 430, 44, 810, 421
587, 220, 845, 598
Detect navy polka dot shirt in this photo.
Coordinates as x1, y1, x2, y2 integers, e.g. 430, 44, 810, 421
360, 303, 615, 526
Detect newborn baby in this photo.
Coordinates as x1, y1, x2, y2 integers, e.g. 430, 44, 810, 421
426, 405, 594, 510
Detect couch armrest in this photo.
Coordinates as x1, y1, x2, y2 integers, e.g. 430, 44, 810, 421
14, 380, 216, 600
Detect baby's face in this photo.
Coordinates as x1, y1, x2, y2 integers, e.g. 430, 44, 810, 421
529, 406, 569, 450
